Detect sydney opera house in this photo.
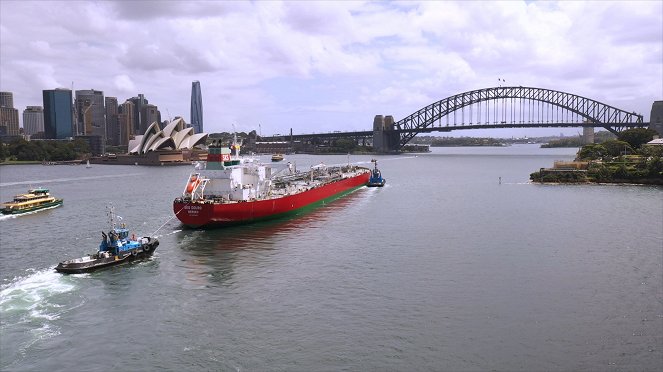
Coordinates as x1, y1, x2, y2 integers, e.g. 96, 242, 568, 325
92, 118, 208, 165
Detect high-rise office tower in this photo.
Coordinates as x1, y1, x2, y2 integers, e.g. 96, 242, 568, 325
75, 90, 105, 136
140, 104, 161, 134
105, 96, 119, 146
190, 81, 203, 134
23, 106, 44, 136
0, 91, 20, 136
128, 94, 148, 134
0, 91, 14, 108
118, 100, 135, 147
43, 88, 74, 139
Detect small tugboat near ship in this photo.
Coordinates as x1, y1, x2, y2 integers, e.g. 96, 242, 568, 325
174, 138, 371, 228
55, 206, 159, 274
367, 159, 386, 187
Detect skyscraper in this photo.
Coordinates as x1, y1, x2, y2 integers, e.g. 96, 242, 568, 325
43, 89, 74, 139
105, 96, 119, 146
139, 103, 161, 134
75, 90, 105, 136
128, 94, 148, 134
118, 100, 135, 147
0, 91, 20, 136
23, 106, 44, 136
190, 81, 203, 134
0, 91, 14, 108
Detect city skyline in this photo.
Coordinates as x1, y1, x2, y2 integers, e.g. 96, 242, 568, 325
0, 1, 661, 138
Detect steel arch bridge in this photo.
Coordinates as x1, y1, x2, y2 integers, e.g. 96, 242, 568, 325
392, 86, 645, 150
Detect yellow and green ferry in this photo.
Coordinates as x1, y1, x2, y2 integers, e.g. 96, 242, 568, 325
1, 188, 63, 215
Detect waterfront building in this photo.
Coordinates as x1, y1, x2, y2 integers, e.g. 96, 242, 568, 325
43, 89, 74, 139
105, 96, 119, 146
128, 117, 207, 154
23, 106, 44, 136
190, 81, 203, 134
0, 91, 14, 108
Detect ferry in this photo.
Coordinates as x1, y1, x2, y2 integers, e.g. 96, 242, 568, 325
271, 154, 285, 162
173, 139, 370, 228
1, 188, 63, 215
55, 205, 159, 274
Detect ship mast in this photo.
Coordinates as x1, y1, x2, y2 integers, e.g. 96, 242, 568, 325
232, 124, 239, 158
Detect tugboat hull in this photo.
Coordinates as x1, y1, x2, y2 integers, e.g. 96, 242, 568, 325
55, 239, 158, 274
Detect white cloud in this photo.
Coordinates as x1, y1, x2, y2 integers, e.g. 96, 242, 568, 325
0, 0, 660, 136
113, 75, 137, 93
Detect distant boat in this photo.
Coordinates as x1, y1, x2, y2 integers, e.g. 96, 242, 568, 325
1, 187, 63, 215
271, 154, 284, 162
86, 160, 91, 168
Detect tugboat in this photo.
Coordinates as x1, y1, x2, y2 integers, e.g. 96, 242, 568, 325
367, 159, 386, 187
55, 206, 159, 274
1, 187, 63, 215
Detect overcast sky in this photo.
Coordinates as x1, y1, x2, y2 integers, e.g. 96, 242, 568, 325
1, 0, 661, 137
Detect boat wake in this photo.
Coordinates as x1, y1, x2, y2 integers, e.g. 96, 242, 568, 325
155, 229, 182, 239
0, 204, 62, 220
1, 268, 85, 364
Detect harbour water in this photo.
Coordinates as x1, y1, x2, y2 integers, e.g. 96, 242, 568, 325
1, 145, 661, 371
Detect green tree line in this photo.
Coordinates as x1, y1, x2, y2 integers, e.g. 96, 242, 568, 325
531, 128, 663, 184
0, 138, 90, 162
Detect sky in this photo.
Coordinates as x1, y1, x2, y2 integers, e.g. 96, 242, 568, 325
1, 0, 661, 138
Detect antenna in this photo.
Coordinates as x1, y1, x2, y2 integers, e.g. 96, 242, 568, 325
166, 109, 172, 122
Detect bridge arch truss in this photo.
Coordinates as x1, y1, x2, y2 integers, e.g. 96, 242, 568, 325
395, 86, 645, 149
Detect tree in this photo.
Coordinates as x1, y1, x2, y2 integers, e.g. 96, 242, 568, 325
618, 128, 658, 149
601, 140, 633, 156
0, 140, 9, 161
576, 144, 607, 160
334, 138, 356, 152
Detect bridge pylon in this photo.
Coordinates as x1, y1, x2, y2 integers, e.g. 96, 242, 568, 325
373, 115, 400, 153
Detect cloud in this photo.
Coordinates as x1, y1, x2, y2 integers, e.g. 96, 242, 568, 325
113, 75, 137, 93
0, 0, 661, 136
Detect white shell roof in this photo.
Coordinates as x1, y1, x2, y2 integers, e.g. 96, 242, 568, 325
128, 119, 208, 154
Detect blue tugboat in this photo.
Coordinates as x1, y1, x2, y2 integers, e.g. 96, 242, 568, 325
367, 159, 386, 187
55, 206, 159, 274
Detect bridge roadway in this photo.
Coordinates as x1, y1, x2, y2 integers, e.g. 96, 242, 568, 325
258, 121, 647, 141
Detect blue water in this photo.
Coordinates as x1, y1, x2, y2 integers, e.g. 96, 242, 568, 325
1, 145, 661, 371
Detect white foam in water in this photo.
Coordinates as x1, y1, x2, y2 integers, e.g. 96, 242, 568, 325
0, 204, 62, 221
1, 268, 88, 365
1, 269, 75, 312
0, 268, 82, 353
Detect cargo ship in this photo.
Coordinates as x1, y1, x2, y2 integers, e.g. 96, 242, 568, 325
1, 187, 63, 215
173, 141, 370, 228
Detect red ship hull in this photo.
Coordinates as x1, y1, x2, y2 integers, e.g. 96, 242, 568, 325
174, 171, 370, 228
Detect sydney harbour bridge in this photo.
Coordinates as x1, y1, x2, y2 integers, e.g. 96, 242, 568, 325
257, 86, 653, 153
